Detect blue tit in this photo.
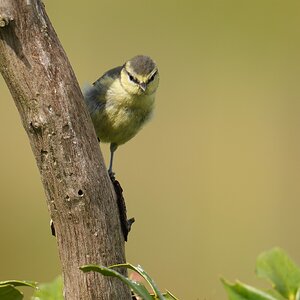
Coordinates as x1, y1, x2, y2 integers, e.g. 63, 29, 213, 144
83, 55, 159, 174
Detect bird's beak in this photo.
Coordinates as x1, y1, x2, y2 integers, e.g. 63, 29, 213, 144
139, 82, 147, 91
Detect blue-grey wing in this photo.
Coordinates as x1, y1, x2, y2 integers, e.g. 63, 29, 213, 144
83, 65, 123, 115
93, 65, 122, 86
83, 84, 106, 115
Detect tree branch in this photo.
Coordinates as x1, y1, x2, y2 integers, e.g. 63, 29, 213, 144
0, 1, 131, 299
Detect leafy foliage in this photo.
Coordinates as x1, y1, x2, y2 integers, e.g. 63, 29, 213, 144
0, 263, 177, 300
0, 280, 37, 300
0, 277, 63, 300
32, 276, 63, 300
80, 263, 179, 300
2, 247, 300, 299
256, 248, 300, 299
223, 248, 300, 300
0, 284, 24, 300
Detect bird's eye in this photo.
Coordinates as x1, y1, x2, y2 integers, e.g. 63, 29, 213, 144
128, 74, 134, 81
127, 73, 139, 84
148, 72, 157, 83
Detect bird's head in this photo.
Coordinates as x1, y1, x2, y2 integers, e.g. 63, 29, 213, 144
120, 55, 159, 96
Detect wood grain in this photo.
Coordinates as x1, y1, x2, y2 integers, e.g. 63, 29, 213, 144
0, 1, 131, 299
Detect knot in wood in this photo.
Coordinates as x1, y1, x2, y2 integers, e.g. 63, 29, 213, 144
29, 115, 47, 135
0, 14, 13, 27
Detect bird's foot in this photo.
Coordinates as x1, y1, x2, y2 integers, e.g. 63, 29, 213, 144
108, 169, 115, 179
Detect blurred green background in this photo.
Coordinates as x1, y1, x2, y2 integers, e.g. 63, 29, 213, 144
1, 0, 300, 299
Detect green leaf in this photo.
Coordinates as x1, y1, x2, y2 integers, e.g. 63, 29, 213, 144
256, 247, 300, 299
163, 290, 180, 300
222, 279, 279, 300
267, 289, 289, 300
0, 280, 37, 288
32, 276, 63, 300
296, 288, 300, 300
80, 265, 153, 300
0, 284, 23, 300
109, 263, 165, 300
0, 280, 37, 300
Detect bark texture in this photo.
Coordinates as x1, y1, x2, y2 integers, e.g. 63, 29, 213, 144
0, 1, 131, 299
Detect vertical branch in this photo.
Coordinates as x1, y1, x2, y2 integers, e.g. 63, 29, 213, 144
0, 1, 131, 299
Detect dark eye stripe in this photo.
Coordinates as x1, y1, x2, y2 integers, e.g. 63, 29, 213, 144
147, 71, 157, 83
126, 69, 139, 84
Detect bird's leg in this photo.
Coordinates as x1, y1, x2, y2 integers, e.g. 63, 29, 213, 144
108, 143, 118, 175
107, 143, 135, 241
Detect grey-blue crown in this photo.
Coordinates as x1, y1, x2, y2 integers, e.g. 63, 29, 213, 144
128, 55, 156, 76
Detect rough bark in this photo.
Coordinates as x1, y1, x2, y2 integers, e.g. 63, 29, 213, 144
0, 1, 131, 299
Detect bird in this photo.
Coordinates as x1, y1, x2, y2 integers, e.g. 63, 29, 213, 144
83, 55, 159, 175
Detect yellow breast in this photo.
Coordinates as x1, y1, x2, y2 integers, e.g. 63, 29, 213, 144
91, 80, 155, 145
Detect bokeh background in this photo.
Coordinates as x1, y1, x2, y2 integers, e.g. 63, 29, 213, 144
1, 1, 300, 299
